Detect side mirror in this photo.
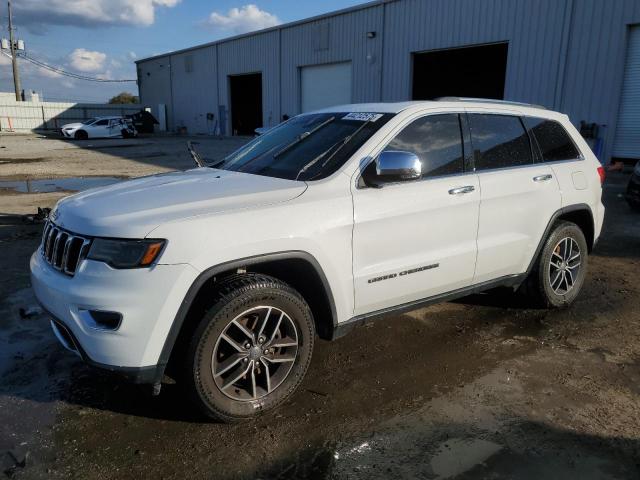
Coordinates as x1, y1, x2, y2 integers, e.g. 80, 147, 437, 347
375, 151, 422, 181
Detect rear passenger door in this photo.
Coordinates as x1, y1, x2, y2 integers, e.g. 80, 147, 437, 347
108, 119, 123, 137
522, 117, 587, 209
468, 112, 562, 284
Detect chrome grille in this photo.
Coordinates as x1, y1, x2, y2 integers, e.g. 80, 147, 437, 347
41, 221, 91, 276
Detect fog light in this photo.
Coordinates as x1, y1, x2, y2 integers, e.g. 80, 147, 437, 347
88, 310, 122, 330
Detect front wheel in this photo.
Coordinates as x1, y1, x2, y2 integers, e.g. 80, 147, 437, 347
74, 130, 88, 140
184, 274, 315, 422
521, 221, 588, 308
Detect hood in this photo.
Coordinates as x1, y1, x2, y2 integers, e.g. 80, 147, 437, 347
52, 169, 307, 238
61, 122, 83, 129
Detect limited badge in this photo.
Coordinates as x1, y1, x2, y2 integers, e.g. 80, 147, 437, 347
342, 112, 383, 122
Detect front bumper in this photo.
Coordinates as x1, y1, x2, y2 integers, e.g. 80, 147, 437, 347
30, 249, 200, 382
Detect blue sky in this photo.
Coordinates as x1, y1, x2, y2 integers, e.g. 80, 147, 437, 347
0, 1, 369, 103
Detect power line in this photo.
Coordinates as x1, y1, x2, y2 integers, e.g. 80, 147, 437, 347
1, 50, 136, 83
16, 52, 136, 82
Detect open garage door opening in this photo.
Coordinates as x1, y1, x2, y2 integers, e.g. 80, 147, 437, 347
230, 73, 263, 136
412, 43, 508, 100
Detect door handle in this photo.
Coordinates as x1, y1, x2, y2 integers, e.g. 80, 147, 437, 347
533, 174, 553, 182
448, 185, 475, 195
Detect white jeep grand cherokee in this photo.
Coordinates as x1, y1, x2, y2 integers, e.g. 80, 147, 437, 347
31, 99, 605, 422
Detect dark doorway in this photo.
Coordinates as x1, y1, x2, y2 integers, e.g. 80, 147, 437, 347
229, 73, 263, 135
412, 43, 508, 100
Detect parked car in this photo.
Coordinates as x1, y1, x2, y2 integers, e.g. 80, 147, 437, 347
60, 116, 137, 140
626, 160, 640, 211
31, 99, 605, 422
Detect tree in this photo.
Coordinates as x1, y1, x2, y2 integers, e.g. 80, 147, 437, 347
108, 92, 139, 104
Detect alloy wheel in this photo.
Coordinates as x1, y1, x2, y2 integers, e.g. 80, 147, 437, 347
548, 237, 581, 295
211, 306, 299, 401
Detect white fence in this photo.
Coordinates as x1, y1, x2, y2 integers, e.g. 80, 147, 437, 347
0, 100, 142, 132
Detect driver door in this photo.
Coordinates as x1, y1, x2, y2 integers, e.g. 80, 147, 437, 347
351, 112, 480, 316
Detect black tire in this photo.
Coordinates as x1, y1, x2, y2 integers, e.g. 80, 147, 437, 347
184, 273, 315, 422
521, 221, 588, 308
74, 130, 88, 140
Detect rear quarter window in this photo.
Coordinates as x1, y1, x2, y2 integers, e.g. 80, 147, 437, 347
523, 117, 582, 162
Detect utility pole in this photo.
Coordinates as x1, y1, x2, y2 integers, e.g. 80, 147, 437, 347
7, 0, 21, 101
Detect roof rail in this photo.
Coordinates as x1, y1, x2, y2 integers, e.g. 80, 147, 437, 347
435, 97, 547, 110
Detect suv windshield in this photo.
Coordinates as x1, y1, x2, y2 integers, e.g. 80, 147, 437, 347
212, 112, 393, 181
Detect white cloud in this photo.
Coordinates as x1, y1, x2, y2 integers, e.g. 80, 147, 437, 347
68, 48, 107, 72
14, 0, 180, 29
203, 4, 280, 34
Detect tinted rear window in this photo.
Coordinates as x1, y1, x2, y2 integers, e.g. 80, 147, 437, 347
468, 114, 533, 171
523, 117, 582, 162
383, 114, 464, 178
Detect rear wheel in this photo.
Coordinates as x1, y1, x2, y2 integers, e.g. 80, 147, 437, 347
184, 274, 315, 422
74, 130, 88, 140
521, 221, 588, 308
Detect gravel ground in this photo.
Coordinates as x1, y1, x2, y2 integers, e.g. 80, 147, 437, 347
0, 134, 638, 479
0, 133, 248, 215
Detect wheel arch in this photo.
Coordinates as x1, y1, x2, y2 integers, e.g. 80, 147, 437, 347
526, 203, 595, 276
159, 251, 338, 381
555, 206, 595, 253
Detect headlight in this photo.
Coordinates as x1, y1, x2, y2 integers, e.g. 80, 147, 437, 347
635, 162, 640, 176
87, 238, 165, 269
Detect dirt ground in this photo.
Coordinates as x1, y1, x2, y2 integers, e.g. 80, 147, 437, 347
0, 133, 639, 479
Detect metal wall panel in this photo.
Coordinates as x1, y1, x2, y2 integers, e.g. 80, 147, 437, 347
613, 25, 640, 159
381, 0, 567, 108
559, 0, 640, 162
170, 47, 218, 134
136, 0, 640, 162
280, 4, 384, 116
216, 30, 280, 132
137, 57, 173, 130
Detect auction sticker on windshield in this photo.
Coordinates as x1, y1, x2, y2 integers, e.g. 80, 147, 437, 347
342, 113, 383, 122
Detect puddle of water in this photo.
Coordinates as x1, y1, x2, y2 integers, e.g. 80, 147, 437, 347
0, 176, 122, 194
0, 158, 47, 165
431, 437, 502, 478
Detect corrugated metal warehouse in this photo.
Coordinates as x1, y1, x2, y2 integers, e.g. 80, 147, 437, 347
136, 0, 640, 164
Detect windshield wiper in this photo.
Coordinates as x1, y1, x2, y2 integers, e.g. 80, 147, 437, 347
187, 141, 206, 167
273, 116, 335, 159
295, 120, 372, 181
302, 120, 372, 181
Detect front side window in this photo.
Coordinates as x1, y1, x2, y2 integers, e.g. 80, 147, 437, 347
94, 119, 109, 126
469, 114, 533, 171
523, 117, 582, 162
212, 112, 393, 181
382, 114, 464, 178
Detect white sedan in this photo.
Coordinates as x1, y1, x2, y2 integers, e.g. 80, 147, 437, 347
60, 116, 136, 140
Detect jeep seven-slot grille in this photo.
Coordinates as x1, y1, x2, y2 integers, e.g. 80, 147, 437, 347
41, 221, 91, 276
